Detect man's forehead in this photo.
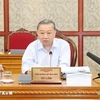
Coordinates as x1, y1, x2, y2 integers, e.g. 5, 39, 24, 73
38, 24, 54, 28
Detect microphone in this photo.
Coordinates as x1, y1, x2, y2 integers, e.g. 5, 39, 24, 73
49, 51, 52, 67
87, 52, 100, 65
87, 52, 100, 80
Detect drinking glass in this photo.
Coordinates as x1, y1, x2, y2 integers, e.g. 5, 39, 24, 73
2, 71, 12, 80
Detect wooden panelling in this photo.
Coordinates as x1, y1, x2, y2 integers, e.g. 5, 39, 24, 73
0, 74, 100, 99
0, 54, 22, 74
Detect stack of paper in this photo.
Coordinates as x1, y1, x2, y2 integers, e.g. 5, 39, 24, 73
61, 66, 90, 74
61, 66, 92, 86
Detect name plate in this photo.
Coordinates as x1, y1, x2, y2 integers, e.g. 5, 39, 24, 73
31, 67, 61, 84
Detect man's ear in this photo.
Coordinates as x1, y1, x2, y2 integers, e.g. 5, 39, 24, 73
36, 31, 38, 35
36, 32, 39, 36
54, 30, 56, 34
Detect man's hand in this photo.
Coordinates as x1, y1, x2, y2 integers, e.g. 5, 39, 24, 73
25, 70, 31, 74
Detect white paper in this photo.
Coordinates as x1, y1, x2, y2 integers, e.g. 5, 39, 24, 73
66, 73, 92, 86
61, 66, 90, 74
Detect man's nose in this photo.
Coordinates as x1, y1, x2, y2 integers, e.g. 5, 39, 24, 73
43, 33, 48, 38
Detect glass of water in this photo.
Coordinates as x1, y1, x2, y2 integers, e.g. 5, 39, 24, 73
2, 71, 12, 80
0, 64, 3, 80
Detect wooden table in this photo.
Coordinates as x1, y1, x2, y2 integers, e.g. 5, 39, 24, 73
0, 54, 22, 74
0, 74, 100, 100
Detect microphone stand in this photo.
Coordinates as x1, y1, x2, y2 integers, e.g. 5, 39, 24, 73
49, 51, 52, 67
93, 73, 100, 80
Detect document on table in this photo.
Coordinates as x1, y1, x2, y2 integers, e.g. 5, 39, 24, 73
61, 66, 90, 74
61, 66, 92, 86
66, 72, 92, 86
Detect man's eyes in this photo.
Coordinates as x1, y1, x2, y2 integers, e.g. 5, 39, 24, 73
40, 32, 52, 34
47, 32, 51, 34
40, 32, 44, 34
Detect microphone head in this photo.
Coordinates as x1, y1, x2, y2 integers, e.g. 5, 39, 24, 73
87, 52, 100, 65
49, 51, 52, 55
87, 52, 90, 56
87, 52, 92, 56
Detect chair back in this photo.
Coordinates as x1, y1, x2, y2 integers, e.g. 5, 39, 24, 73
56, 30, 77, 66
8, 28, 37, 51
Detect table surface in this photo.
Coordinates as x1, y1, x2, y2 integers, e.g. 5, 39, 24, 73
0, 74, 100, 100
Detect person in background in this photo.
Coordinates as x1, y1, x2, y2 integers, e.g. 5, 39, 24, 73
22, 19, 70, 74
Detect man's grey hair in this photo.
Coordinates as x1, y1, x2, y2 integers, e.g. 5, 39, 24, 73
37, 19, 56, 30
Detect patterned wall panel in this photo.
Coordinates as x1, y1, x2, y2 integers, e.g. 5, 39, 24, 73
84, 0, 100, 31
84, 36, 100, 74
9, 0, 78, 31
0, 0, 4, 31
0, 37, 4, 52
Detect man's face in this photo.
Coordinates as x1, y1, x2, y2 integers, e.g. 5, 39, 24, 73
37, 24, 56, 47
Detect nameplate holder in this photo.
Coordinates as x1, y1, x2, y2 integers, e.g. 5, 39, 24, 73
31, 67, 61, 84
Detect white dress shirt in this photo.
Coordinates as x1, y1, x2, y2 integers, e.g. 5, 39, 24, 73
22, 38, 70, 74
